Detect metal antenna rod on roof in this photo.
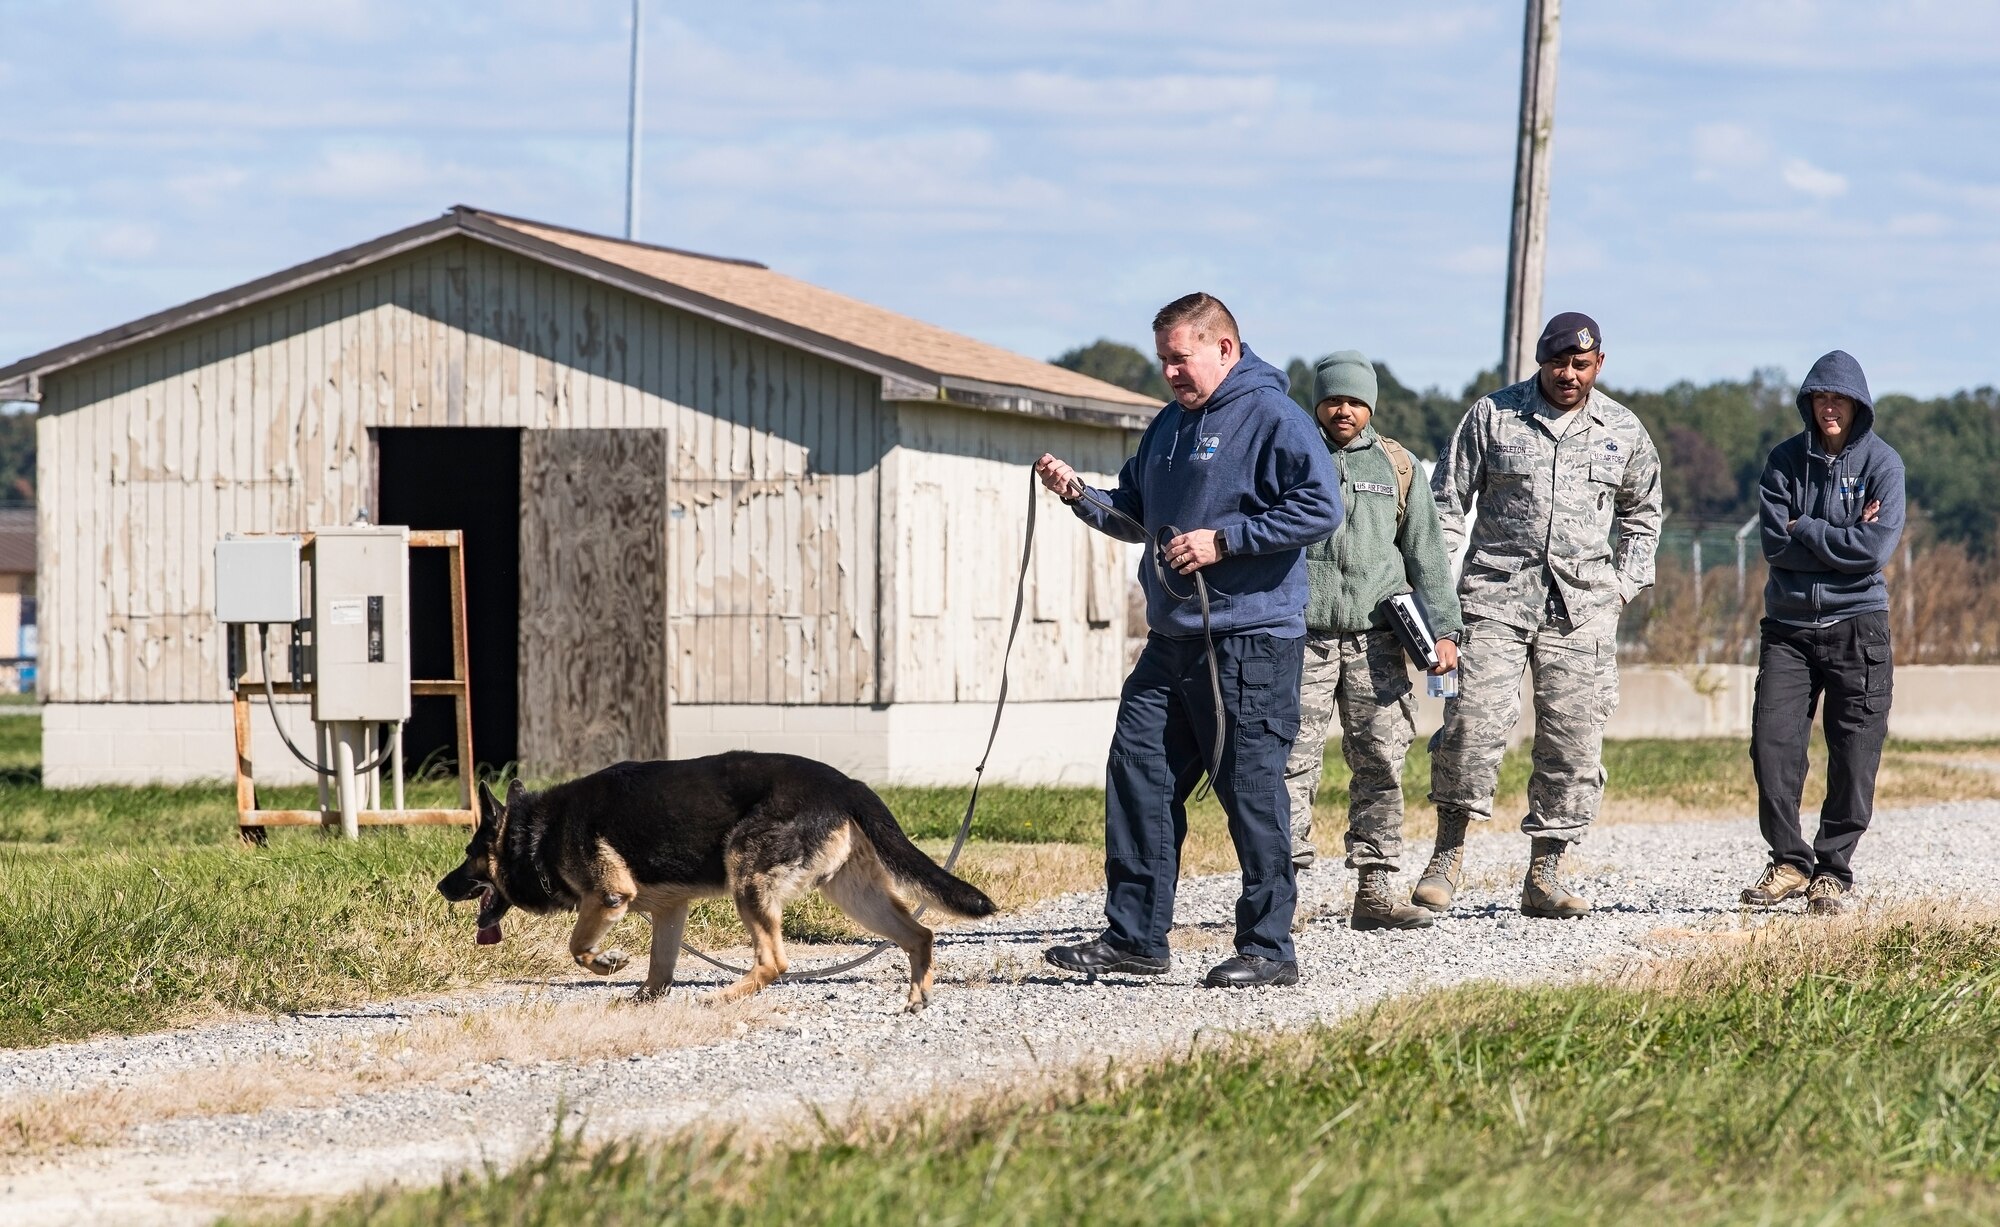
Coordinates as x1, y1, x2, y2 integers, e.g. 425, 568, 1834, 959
624, 0, 645, 240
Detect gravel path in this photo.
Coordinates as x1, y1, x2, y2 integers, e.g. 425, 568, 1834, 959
6, 800, 1998, 1226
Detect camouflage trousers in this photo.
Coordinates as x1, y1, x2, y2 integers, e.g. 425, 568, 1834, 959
1427, 614, 1620, 843
1283, 629, 1416, 870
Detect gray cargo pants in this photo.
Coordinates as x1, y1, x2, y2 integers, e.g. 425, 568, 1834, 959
1283, 629, 1416, 870
1427, 613, 1619, 843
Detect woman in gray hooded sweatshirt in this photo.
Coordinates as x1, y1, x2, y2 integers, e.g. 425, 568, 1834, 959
1741, 350, 1905, 915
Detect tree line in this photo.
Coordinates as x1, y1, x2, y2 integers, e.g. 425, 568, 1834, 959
1055, 340, 2000, 554
1, 345, 1995, 553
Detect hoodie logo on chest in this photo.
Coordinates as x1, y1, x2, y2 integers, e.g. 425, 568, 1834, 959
1189, 434, 1220, 462
1839, 475, 1866, 501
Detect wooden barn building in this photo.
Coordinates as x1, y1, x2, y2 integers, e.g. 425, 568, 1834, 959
0, 207, 1156, 787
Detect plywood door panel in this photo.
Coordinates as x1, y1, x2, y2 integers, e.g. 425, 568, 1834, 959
518, 428, 670, 774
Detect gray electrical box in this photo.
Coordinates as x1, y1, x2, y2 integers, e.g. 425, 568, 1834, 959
311, 526, 411, 722
214, 537, 303, 624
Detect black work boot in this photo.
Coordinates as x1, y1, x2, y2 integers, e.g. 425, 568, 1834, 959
1044, 938, 1170, 979
1412, 808, 1470, 914
1203, 954, 1299, 988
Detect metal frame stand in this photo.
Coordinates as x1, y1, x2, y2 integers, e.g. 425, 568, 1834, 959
231, 529, 477, 843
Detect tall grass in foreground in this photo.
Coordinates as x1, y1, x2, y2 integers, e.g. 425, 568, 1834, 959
289, 907, 2000, 1226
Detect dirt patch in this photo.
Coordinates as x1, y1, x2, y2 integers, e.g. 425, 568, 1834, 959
1, 993, 770, 1160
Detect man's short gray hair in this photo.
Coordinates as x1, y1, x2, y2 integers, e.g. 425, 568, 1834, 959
1151, 292, 1240, 345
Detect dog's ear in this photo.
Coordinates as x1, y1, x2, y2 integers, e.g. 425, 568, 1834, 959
477, 779, 501, 824
506, 777, 529, 808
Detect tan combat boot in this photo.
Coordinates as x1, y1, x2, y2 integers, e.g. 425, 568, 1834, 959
1805, 874, 1851, 916
1520, 836, 1591, 919
1740, 863, 1810, 907
1411, 808, 1469, 914
1351, 866, 1435, 931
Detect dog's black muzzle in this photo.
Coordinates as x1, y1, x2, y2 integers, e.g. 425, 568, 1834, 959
437, 863, 485, 904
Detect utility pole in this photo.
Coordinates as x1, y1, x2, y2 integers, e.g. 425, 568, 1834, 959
624, 0, 645, 240
1500, 0, 1561, 384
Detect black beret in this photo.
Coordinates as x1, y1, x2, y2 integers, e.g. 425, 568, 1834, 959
1535, 312, 1602, 364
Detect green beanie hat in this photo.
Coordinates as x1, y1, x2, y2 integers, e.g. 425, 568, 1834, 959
1311, 350, 1376, 410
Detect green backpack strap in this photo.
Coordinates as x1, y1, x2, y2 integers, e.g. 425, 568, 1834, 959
1378, 435, 1416, 527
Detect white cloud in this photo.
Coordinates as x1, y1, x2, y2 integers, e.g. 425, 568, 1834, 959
1691, 122, 1770, 181
88, 222, 158, 260
166, 165, 250, 209
284, 146, 443, 201
1887, 212, 1949, 238
1780, 157, 1848, 200
1433, 244, 1506, 276
101, 0, 381, 42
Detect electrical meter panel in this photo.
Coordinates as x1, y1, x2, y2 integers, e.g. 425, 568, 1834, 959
310, 526, 412, 722
214, 536, 303, 624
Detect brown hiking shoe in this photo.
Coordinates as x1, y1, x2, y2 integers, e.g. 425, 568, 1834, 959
1520, 837, 1591, 919
1806, 875, 1851, 916
1351, 866, 1435, 931
1411, 808, 1469, 914
1740, 863, 1810, 908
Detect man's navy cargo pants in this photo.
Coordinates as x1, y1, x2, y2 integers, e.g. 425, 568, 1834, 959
1100, 630, 1305, 962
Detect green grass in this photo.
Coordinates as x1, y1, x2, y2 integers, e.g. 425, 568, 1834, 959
279, 910, 2000, 1226
5, 705, 1996, 1051
0, 715, 1118, 1047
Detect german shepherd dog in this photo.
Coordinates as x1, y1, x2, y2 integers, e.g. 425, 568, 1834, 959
436, 752, 997, 1011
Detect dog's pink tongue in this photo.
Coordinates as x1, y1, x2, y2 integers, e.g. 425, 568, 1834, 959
476, 922, 502, 946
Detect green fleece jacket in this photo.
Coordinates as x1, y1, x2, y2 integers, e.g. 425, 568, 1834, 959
1304, 425, 1465, 638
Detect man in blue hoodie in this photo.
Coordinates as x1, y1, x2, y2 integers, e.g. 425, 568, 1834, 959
1741, 351, 1905, 916
1034, 293, 1342, 988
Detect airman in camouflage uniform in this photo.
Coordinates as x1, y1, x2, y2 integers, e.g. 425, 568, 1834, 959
1285, 352, 1463, 932
1419, 312, 1663, 919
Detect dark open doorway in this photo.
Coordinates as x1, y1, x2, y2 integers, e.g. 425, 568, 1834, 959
375, 427, 521, 774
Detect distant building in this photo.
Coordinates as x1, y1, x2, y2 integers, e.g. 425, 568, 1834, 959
0, 505, 31, 694
0, 207, 1156, 786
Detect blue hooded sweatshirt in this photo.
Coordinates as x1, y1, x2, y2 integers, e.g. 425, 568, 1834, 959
1759, 350, 1906, 626
1072, 345, 1342, 638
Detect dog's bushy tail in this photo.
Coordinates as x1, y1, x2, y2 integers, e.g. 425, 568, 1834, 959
845, 784, 998, 918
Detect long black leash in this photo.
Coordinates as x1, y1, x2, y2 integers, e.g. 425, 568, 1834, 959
676, 468, 1045, 982
1066, 481, 1229, 800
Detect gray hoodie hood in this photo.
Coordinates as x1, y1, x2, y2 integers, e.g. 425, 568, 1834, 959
1797, 350, 1875, 439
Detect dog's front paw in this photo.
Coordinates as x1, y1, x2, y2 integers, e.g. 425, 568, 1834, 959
577, 948, 630, 975
633, 983, 670, 1002
903, 987, 931, 1014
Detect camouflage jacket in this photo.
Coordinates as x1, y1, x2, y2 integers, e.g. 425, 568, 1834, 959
1431, 377, 1663, 630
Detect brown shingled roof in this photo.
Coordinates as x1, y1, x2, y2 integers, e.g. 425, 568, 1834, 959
477, 212, 1158, 412
1, 208, 1161, 427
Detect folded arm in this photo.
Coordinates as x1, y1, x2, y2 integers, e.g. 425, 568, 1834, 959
1759, 457, 1823, 571
1790, 463, 1905, 574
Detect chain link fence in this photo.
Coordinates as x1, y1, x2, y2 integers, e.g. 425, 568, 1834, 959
1618, 511, 1995, 665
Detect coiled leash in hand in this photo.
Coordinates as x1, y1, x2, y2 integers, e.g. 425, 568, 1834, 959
1064, 480, 1230, 801
676, 467, 1044, 982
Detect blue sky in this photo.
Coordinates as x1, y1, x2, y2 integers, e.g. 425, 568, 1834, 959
3, 0, 1997, 398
